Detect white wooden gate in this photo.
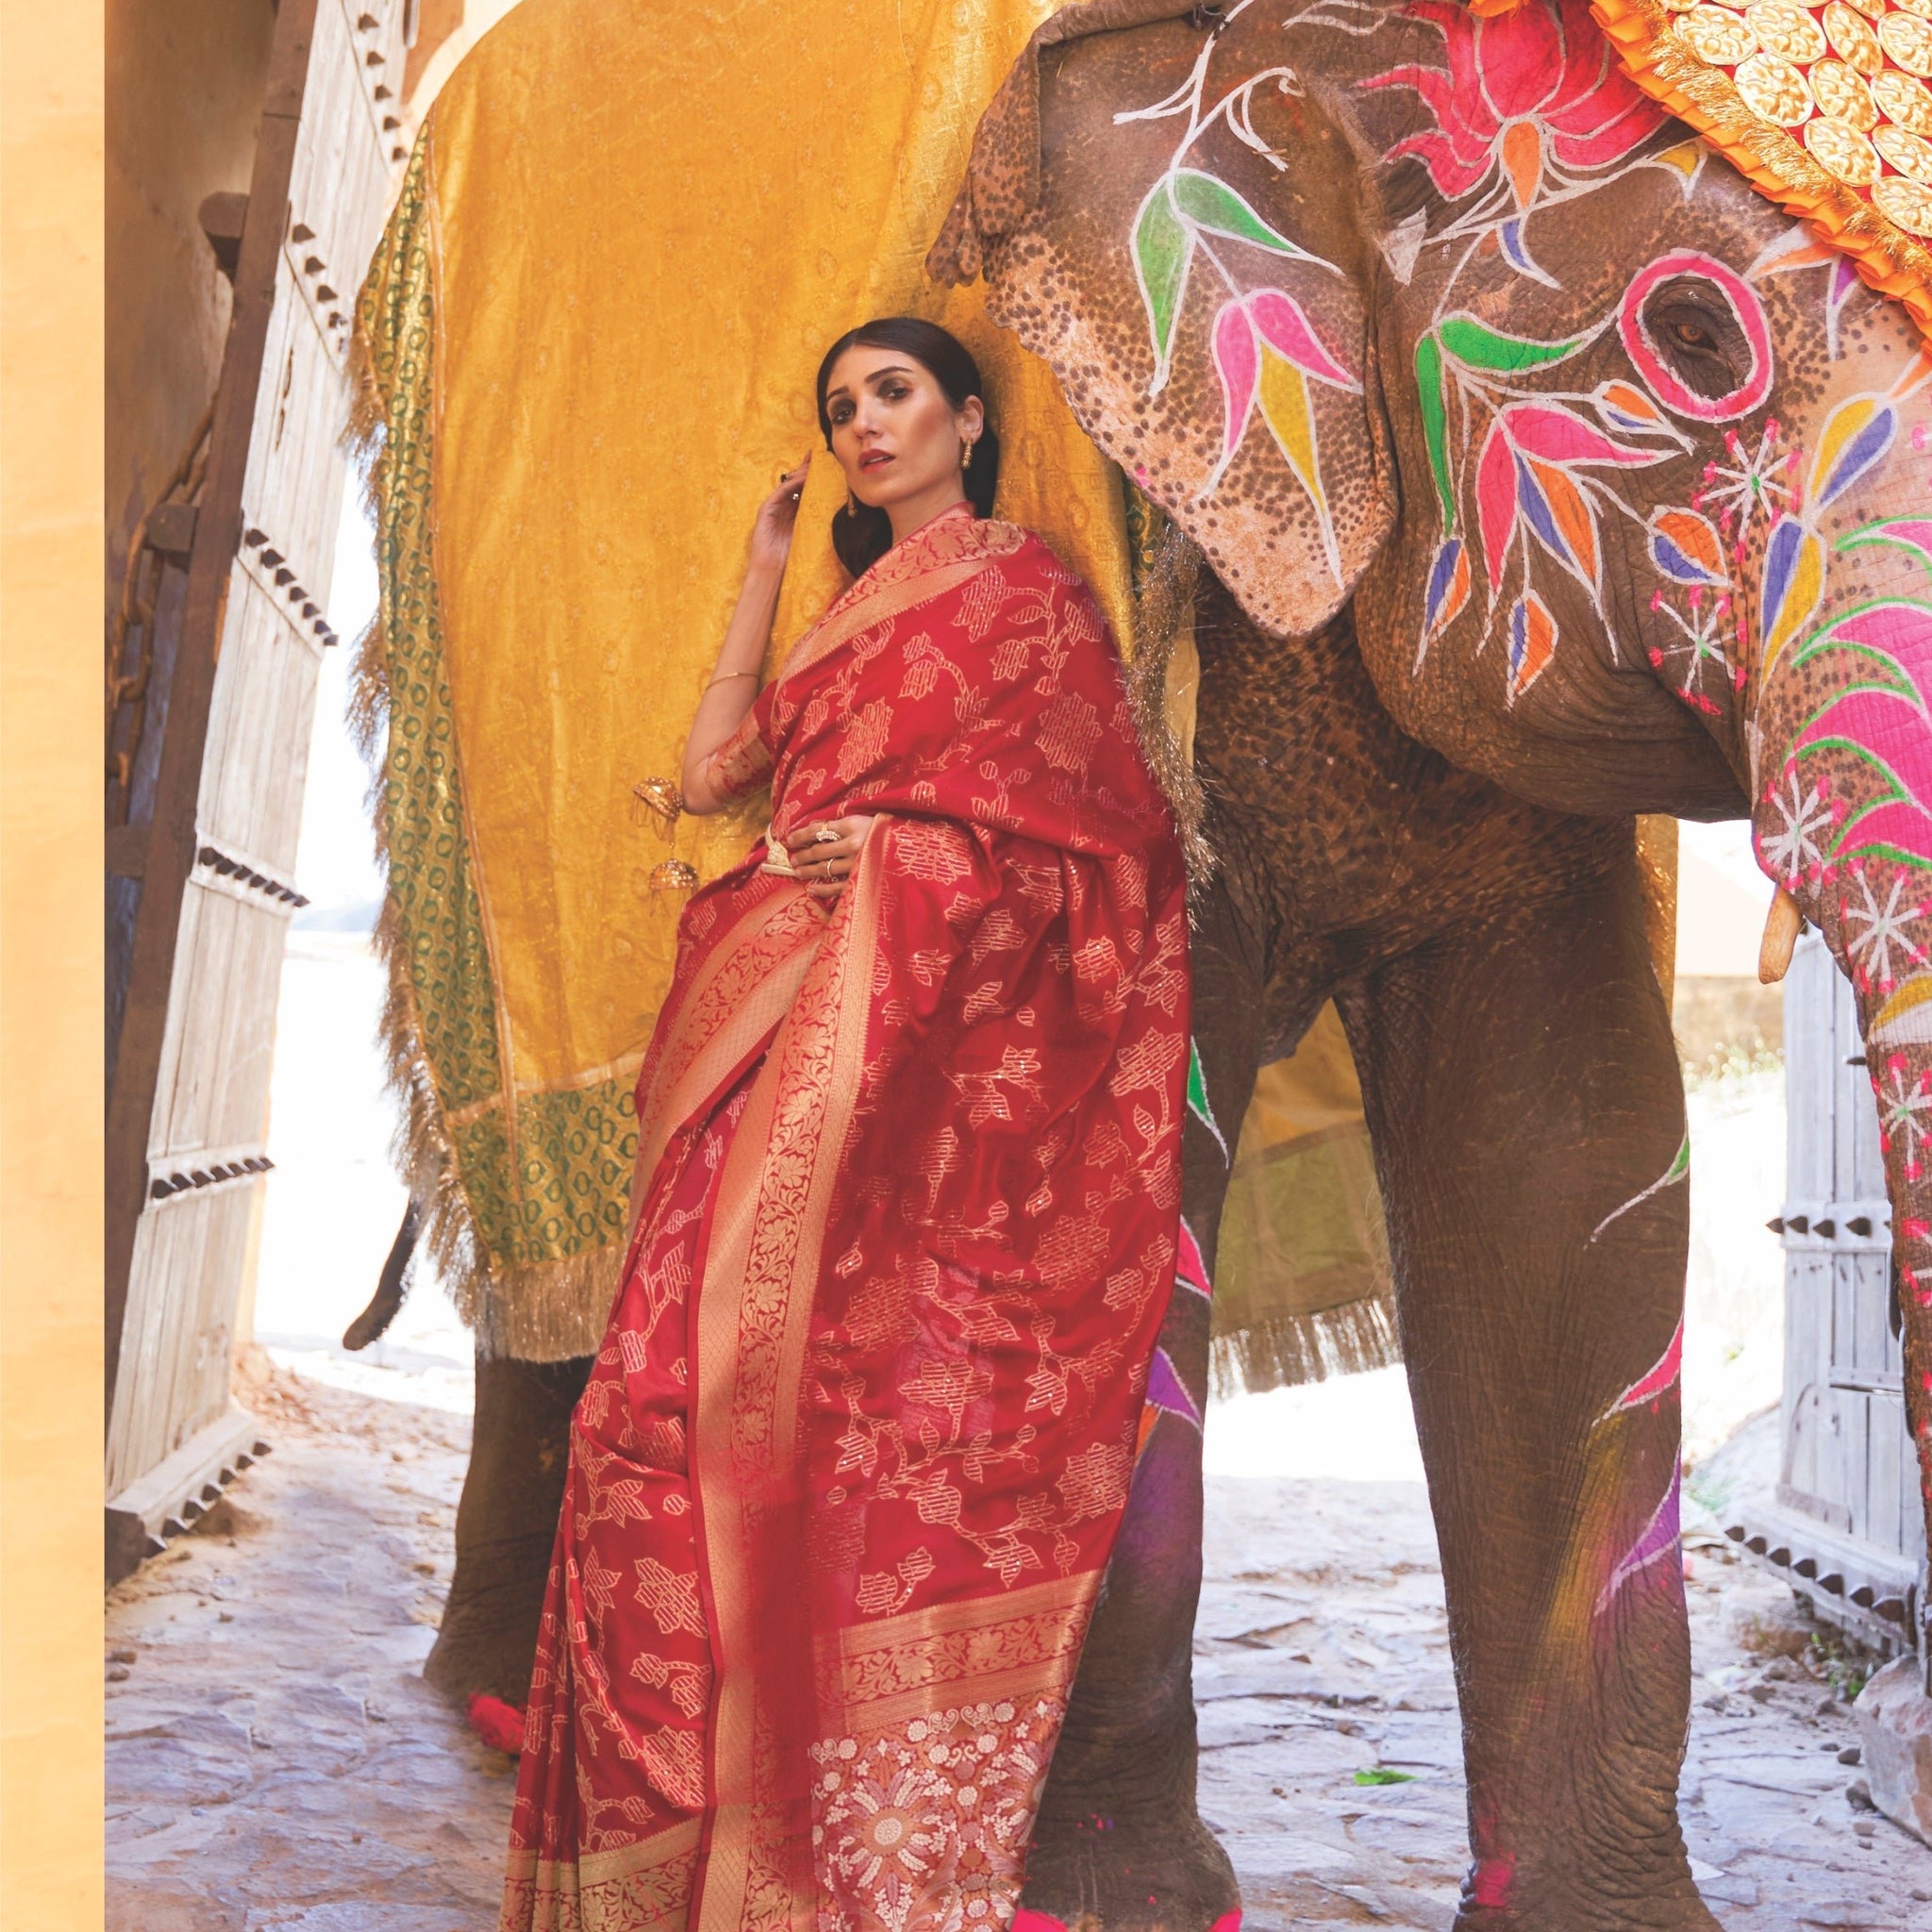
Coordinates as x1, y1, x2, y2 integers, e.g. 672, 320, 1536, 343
1726, 929, 1927, 1657
105, 0, 413, 1575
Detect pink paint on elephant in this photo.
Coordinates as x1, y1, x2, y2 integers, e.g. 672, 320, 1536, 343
1598, 1315, 1684, 1423
1368, 0, 1662, 204
1620, 254, 1772, 423
1594, 1469, 1683, 1617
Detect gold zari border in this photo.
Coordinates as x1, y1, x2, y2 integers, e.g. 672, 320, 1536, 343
820, 1574, 1096, 1735
501, 1818, 701, 1932
691, 832, 886, 1932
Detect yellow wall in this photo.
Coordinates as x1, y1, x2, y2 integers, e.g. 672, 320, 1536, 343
3, 0, 106, 1921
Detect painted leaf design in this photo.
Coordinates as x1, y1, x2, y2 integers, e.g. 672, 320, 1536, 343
1819, 598, 1932, 669
1798, 689, 1932, 768
1790, 689, 1932, 870
1648, 507, 1726, 587
1415, 330, 1455, 534
1245, 290, 1357, 390
1523, 457, 1600, 591
1840, 518, 1932, 579
1421, 537, 1470, 654
1134, 177, 1193, 387
1498, 218, 1540, 279
1798, 599, 1932, 703
1760, 515, 1824, 675
1211, 301, 1258, 459
1599, 1314, 1684, 1421
1185, 1038, 1224, 1155
1834, 797, 1932, 873
1171, 168, 1316, 259
1507, 591, 1557, 701
1596, 380, 1671, 433
1808, 394, 1897, 509
1501, 404, 1668, 469
1438, 313, 1588, 374
1475, 421, 1518, 604
1257, 348, 1341, 581
1594, 1470, 1680, 1617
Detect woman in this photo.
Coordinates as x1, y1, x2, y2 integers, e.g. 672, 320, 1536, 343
502, 319, 1189, 1932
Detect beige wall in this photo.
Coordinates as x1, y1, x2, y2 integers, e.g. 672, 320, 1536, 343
3, 0, 106, 1916
105, 0, 275, 608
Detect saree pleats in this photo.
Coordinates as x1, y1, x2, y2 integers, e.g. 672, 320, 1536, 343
504, 509, 1190, 1932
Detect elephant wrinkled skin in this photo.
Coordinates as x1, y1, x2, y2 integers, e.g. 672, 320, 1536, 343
930, 1, 1932, 1927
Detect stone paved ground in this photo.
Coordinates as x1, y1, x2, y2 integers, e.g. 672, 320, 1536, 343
106, 1363, 1930, 1932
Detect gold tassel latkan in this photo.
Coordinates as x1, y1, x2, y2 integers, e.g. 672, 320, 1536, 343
650, 859, 699, 891
631, 776, 683, 828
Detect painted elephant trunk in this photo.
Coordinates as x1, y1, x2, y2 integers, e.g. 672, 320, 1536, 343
1746, 384, 1932, 1640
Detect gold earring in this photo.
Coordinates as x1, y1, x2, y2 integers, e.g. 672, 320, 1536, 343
845, 490, 860, 518
960, 439, 974, 474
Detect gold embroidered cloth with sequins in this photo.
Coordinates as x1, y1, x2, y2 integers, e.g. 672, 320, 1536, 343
1585, 0, 1932, 333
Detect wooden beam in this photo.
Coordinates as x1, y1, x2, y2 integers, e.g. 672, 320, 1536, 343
103, 1404, 264, 1584
103, 0, 322, 1426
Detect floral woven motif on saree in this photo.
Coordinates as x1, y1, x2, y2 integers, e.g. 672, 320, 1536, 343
500, 507, 1189, 1930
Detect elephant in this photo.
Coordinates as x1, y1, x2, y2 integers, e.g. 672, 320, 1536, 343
350, 0, 1932, 1922
909, 0, 1932, 1927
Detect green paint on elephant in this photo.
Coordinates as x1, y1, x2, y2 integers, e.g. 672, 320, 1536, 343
1438, 312, 1588, 373
1416, 330, 1455, 532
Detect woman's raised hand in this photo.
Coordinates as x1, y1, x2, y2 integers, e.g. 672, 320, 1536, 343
748, 460, 811, 575
784, 814, 876, 907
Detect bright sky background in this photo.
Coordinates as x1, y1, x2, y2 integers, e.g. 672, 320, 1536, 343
293, 491, 385, 920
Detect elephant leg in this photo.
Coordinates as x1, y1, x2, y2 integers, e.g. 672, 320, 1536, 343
1020, 870, 1271, 1932
1337, 841, 1715, 1932
424, 1349, 593, 1706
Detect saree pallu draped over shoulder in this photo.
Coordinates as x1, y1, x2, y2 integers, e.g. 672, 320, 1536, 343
502, 508, 1191, 1932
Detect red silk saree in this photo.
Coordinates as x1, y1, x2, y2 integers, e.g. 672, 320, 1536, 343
502, 505, 1190, 1932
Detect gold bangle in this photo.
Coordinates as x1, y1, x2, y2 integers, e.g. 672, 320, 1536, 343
706, 670, 758, 690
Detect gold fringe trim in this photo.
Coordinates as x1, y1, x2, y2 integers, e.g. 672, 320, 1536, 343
1211, 1291, 1403, 1397
341, 133, 619, 1364
350, 597, 613, 1362
345, 308, 383, 462
1591, 0, 1932, 341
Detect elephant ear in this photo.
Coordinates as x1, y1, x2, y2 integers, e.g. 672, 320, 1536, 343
931, 1, 1394, 641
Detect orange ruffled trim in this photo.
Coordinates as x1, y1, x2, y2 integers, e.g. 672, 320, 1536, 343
1589, 0, 1932, 341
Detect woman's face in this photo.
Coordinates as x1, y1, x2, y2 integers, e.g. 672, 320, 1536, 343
823, 344, 983, 511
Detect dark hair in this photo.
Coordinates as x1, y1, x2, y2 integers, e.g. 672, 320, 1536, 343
815, 317, 1001, 576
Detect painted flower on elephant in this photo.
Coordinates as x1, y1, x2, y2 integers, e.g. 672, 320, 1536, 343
1117, 37, 1362, 562
1368, 0, 1667, 277
1205, 288, 1361, 576
1411, 311, 1677, 691
1876, 1052, 1932, 1182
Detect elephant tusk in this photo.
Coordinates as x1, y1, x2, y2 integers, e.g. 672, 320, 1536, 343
1758, 886, 1804, 985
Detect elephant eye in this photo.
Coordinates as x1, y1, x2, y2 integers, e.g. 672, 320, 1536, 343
1640, 275, 1750, 404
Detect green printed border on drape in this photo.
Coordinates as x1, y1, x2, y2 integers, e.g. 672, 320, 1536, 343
353, 137, 637, 1358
